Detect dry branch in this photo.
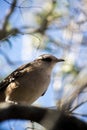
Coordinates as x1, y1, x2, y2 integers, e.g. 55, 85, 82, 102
0, 103, 87, 130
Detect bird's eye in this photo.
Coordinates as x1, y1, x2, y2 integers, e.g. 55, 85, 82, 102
42, 57, 52, 62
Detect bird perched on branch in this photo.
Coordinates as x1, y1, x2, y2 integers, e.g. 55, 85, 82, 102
0, 54, 64, 104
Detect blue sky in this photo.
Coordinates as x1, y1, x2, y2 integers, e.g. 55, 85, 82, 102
0, 0, 87, 129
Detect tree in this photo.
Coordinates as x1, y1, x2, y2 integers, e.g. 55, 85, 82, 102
0, 0, 87, 130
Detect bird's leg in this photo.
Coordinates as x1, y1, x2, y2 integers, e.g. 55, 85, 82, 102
5, 96, 18, 104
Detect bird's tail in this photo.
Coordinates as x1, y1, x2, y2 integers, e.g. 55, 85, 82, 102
0, 80, 8, 102
0, 90, 5, 102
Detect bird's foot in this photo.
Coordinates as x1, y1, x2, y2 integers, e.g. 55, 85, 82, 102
5, 100, 18, 104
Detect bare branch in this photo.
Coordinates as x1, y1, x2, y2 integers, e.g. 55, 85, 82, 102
57, 83, 87, 112
72, 112, 87, 118
3, 0, 40, 9
0, 103, 87, 130
70, 100, 87, 112
3, 0, 17, 30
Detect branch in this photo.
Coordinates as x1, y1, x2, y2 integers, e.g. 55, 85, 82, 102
57, 67, 87, 112
0, 103, 87, 130
3, 0, 40, 8
0, 103, 46, 123
72, 112, 87, 118
70, 100, 87, 112
3, 0, 17, 30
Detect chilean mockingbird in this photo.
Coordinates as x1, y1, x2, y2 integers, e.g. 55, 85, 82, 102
0, 54, 64, 104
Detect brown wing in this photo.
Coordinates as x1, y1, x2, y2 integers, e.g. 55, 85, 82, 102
0, 63, 31, 91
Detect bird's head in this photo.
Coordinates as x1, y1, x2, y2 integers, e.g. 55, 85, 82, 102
35, 54, 64, 71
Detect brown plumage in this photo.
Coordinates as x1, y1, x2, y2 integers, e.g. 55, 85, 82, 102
0, 54, 64, 104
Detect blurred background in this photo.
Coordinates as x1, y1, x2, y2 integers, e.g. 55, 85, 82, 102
0, 0, 87, 129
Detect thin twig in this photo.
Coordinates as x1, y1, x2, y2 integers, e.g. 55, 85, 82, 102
3, 0, 40, 9
3, 0, 17, 30
72, 112, 87, 117
70, 100, 87, 112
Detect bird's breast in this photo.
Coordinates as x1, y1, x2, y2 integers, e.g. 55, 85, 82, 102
9, 70, 51, 104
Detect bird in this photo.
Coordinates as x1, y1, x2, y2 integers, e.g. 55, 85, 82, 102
0, 54, 64, 104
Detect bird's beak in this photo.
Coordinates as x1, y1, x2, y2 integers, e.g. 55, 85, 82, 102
56, 58, 65, 62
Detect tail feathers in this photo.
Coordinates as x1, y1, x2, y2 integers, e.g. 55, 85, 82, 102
0, 81, 7, 102
0, 78, 9, 102
0, 90, 5, 102
0, 80, 9, 90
